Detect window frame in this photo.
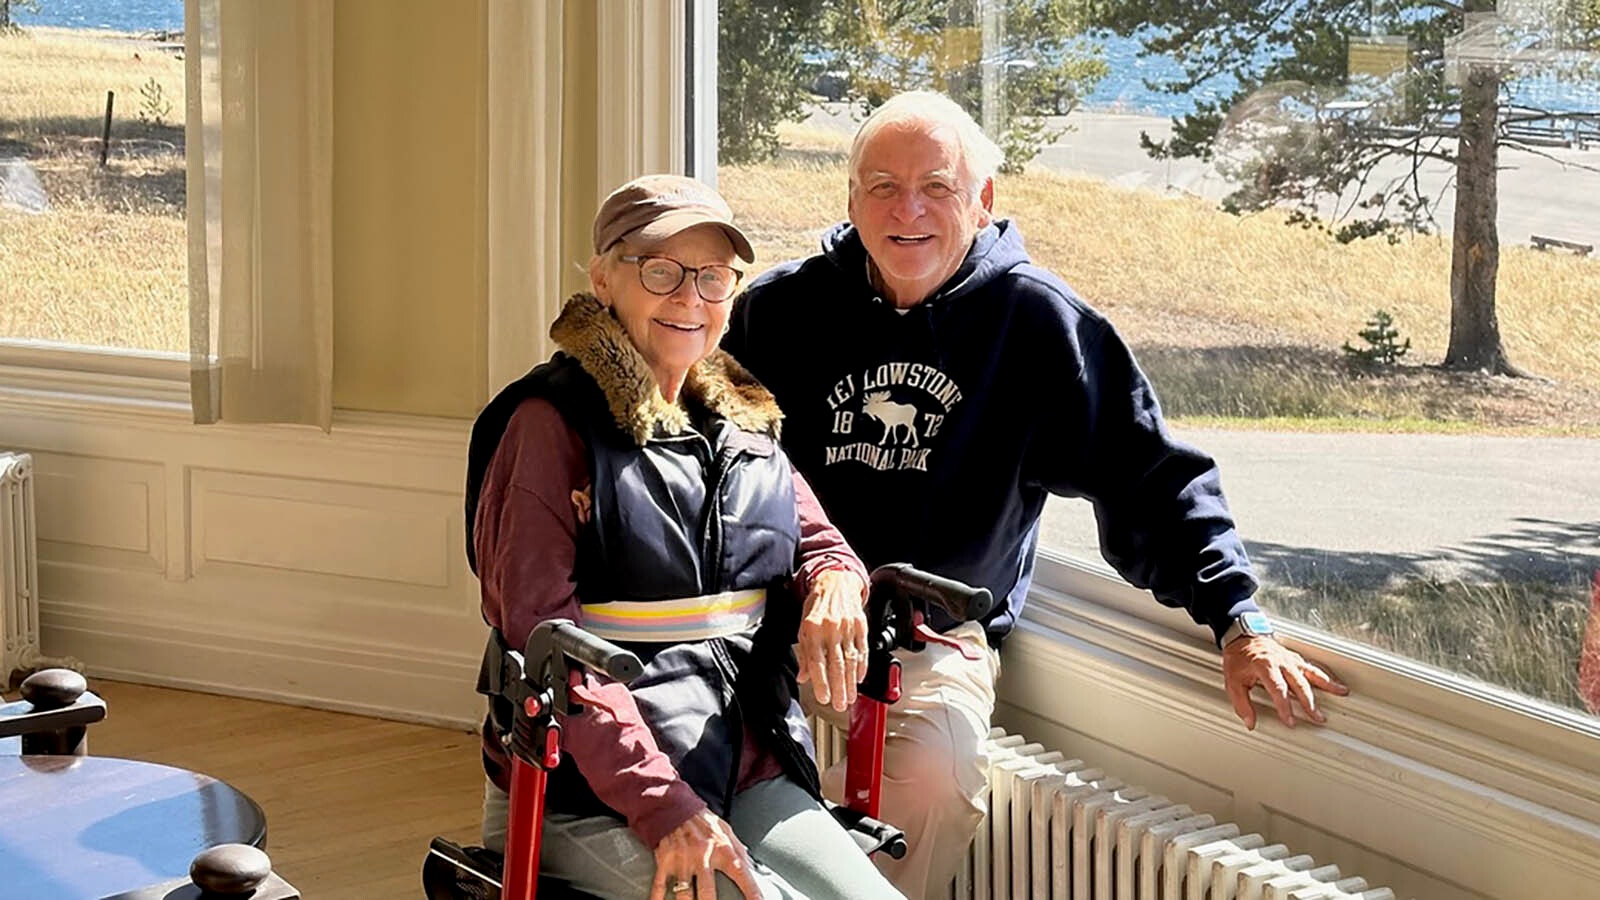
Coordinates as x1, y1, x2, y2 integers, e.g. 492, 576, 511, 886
0, 340, 190, 412
693, 0, 1600, 818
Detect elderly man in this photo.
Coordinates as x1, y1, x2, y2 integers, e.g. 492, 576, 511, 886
722, 90, 1348, 899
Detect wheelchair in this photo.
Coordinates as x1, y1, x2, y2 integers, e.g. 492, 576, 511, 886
423, 564, 992, 900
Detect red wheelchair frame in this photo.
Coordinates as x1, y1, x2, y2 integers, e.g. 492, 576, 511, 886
844, 564, 994, 829
425, 619, 640, 900
424, 563, 991, 899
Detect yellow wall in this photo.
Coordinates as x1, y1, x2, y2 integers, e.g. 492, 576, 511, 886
332, 0, 488, 417
560, 2, 601, 303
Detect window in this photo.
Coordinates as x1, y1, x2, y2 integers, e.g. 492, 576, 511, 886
715, 0, 1600, 720
0, 0, 186, 354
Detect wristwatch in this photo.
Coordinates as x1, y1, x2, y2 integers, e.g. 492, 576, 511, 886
1222, 611, 1275, 647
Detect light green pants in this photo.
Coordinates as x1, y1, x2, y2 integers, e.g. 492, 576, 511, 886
482, 774, 905, 899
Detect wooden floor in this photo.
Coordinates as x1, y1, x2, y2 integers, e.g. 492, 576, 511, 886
77, 679, 485, 898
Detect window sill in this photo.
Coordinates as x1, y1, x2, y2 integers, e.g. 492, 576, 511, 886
0, 340, 471, 452
1027, 550, 1600, 824
0, 339, 191, 412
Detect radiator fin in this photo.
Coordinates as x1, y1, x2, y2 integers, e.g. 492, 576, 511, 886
810, 713, 1394, 898
0, 452, 41, 681
967, 728, 1394, 899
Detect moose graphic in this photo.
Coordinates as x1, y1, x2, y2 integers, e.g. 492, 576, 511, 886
861, 391, 920, 447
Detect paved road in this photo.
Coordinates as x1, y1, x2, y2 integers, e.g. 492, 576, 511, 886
1039, 428, 1600, 586
1039, 112, 1600, 254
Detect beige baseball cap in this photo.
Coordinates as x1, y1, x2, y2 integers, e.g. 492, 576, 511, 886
592, 174, 755, 263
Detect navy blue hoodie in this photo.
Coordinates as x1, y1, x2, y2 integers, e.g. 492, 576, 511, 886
723, 220, 1259, 646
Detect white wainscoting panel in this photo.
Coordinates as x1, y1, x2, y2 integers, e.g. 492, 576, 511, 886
0, 390, 484, 727
32, 452, 164, 570
191, 469, 456, 588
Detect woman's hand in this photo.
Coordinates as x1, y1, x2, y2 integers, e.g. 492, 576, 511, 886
797, 568, 870, 712
650, 810, 763, 899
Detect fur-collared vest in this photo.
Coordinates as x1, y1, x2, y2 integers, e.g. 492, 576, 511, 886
465, 292, 821, 821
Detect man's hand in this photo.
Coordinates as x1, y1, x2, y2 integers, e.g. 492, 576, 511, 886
1222, 636, 1349, 730
797, 568, 870, 712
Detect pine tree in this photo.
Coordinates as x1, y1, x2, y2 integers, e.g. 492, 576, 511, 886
1343, 310, 1411, 367
1091, 1, 1600, 376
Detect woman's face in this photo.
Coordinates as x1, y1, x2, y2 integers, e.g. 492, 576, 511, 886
590, 224, 738, 389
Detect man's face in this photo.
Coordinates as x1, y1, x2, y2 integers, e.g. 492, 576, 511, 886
848, 120, 993, 308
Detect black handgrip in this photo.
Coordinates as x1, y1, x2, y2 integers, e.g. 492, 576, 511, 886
541, 620, 644, 682
871, 563, 994, 622
826, 802, 908, 860
856, 816, 907, 859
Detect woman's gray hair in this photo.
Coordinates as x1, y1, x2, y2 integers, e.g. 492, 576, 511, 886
848, 90, 1004, 196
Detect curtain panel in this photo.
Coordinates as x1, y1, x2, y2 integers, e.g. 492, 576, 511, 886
186, 0, 334, 429
485, 0, 692, 394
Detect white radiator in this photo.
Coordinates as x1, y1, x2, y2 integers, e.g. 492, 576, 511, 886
0, 451, 41, 682
813, 722, 1396, 900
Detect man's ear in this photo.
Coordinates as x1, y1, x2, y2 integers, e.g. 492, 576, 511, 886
978, 177, 995, 221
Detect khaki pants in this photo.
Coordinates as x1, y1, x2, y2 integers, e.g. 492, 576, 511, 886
805, 620, 1001, 900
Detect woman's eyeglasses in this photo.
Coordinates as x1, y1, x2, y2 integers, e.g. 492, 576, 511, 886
620, 255, 744, 303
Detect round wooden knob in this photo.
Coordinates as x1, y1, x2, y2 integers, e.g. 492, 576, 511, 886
189, 843, 272, 894
19, 668, 87, 710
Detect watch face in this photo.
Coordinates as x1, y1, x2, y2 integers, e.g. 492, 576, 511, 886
1241, 612, 1274, 636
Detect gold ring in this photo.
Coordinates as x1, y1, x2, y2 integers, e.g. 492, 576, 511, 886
671, 878, 692, 894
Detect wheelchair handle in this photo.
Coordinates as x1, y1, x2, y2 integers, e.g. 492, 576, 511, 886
870, 563, 994, 623
531, 620, 643, 683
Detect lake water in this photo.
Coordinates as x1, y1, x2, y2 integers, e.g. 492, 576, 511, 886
14, 0, 181, 33
17, 1, 1596, 118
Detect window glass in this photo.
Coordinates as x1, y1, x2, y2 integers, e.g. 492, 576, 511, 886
716, 0, 1600, 717
0, 0, 186, 352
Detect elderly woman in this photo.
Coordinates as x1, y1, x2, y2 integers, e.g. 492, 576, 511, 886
466, 175, 905, 900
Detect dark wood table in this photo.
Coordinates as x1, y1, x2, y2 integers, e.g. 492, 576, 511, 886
0, 755, 268, 899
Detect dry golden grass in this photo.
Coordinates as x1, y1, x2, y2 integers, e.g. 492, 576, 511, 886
0, 27, 183, 142
1267, 574, 1593, 712
1, 27, 186, 352
1002, 167, 1600, 389
0, 206, 186, 350
721, 122, 1600, 431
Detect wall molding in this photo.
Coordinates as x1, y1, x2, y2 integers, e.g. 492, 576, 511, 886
0, 394, 484, 728
1029, 555, 1600, 808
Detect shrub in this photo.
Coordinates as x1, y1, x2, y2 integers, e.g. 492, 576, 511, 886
1343, 309, 1411, 367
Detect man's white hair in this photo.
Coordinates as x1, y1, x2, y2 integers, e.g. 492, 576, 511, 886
848, 90, 1004, 195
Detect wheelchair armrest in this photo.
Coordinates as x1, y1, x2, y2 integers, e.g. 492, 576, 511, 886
826, 801, 908, 859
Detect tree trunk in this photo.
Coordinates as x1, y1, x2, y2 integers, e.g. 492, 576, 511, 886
1, 2, 11, 32
1443, 60, 1518, 375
